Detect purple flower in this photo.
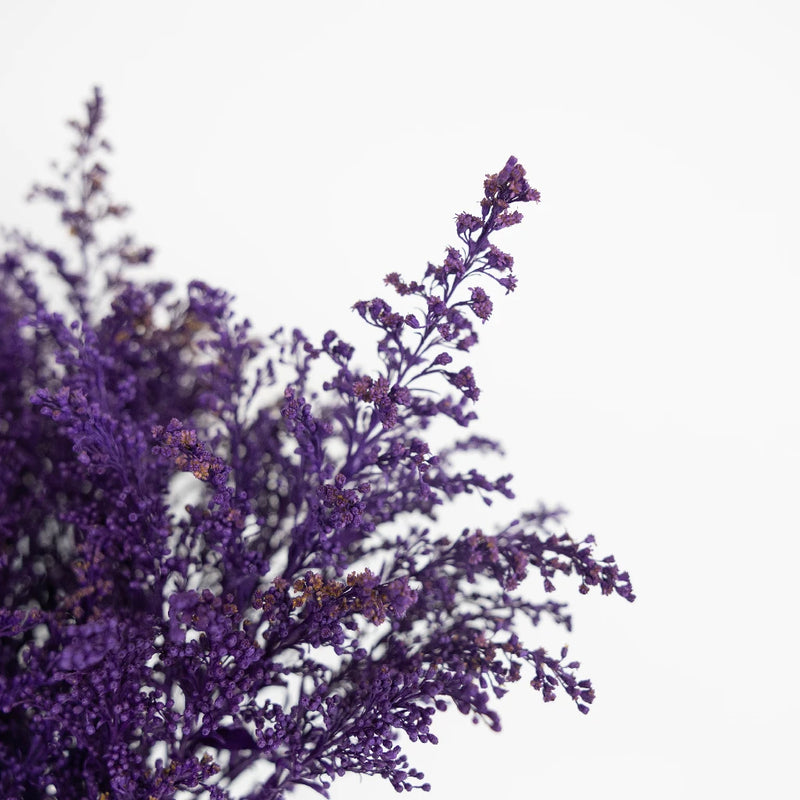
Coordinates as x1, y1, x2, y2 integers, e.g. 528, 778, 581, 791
469, 286, 494, 322
0, 89, 633, 800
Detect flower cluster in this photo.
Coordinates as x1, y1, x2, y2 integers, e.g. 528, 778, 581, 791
0, 89, 634, 799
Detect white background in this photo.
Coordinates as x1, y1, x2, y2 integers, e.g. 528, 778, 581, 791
1, 2, 798, 797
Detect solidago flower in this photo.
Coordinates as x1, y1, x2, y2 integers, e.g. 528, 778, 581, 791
0, 88, 633, 799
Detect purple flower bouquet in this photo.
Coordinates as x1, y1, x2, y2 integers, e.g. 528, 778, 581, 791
0, 89, 634, 799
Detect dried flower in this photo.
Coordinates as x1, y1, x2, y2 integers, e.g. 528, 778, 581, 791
0, 89, 633, 799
